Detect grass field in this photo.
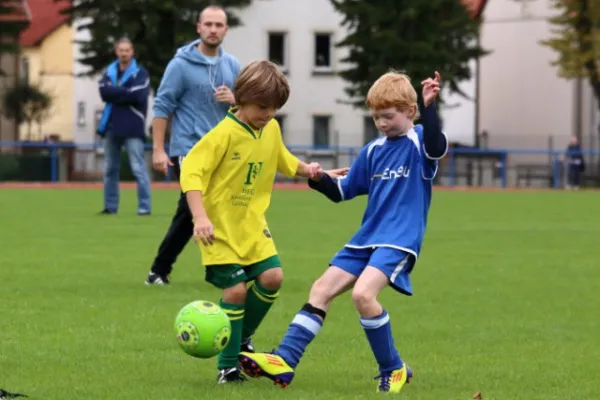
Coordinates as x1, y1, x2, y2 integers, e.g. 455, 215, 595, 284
1, 187, 599, 400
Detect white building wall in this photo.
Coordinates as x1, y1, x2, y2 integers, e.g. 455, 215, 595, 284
73, 17, 102, 146
224, 0, 357, 147
479, 0, 575, 150
225, 0, 478, 147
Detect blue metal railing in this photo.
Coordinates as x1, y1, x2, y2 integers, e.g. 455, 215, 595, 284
1, 141, 599, 188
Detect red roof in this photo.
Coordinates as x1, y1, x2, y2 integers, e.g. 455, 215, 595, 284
19, 0, 70, 47
460, 0, 489, 19
0, 0, 29, 23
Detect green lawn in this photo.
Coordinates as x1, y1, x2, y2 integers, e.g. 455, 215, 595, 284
0, 188, 599, 400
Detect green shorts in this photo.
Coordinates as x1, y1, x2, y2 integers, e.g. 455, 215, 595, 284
205, 255, 282, 289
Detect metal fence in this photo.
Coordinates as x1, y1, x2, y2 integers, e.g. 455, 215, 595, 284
1, 141, 599, 188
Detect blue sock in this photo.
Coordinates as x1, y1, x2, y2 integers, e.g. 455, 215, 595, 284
276, 310, 323, 368
360, 310, 403, 373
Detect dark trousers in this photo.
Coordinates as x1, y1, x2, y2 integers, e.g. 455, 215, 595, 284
568, 166, 581, 187
150, 157, 193, 276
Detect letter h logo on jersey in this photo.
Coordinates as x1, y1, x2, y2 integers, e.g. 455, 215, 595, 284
244, 162, 264, 186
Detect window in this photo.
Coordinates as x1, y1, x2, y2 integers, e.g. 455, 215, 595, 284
20, 56, 29, 84
94, 109, 105, 148
94, 109, 103, 131
312, 115, 331, 148
314, 33, 332, 70
274, 114, 286, 136
363, 116, 379, 144
77, 101, 86, 127
268, 32, 287, 71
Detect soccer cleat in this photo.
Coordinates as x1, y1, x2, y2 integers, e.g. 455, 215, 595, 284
217, 368, 247, 384
375, 364, 413, 393
98, 209, 116, 215
0, 388, 28, 398
240, 337, 255, 353
238, 352, 295, 388
144, 272, 170, 285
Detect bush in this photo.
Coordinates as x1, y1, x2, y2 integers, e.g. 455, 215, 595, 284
0, 153, 51, 181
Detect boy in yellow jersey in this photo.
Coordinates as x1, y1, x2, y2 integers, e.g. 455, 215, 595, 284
180, 60, 335, 384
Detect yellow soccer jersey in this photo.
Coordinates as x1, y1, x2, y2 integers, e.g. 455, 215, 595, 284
180, 112, 300, 266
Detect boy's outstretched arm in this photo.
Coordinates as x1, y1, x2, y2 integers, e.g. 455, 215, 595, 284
420, 71, 448, 159
307, 168, 349, 203
308, 145, 370, 203
420, 102, 447, 159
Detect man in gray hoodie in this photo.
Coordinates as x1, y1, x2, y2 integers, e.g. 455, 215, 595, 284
146, 5, 240, 287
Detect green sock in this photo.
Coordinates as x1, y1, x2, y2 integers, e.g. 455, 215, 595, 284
217, 299, 245, 370
242, 281, 280, 339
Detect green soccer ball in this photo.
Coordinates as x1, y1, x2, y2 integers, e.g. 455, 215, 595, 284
174, 300, 231, 359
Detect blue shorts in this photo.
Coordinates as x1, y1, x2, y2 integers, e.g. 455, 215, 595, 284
330, 246, 416, 296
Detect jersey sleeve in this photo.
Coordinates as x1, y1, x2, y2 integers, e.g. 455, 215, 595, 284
417, 103, 448, 181
420, 140, 442, 180
337, 146, 370, 201
276, 128, 300, 177
416, 125, 448, 181
180, 128, 229, 193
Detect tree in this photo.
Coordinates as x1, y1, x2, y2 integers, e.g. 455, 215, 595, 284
329, 0, 489, 108
2, 83, 53, 140
0, 0, 29, 74
59, 0, 252, 91
540, 0, 600, 113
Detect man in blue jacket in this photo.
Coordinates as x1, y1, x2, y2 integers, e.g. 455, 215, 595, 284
145, 6, 239, 291
98, 37, 151, 215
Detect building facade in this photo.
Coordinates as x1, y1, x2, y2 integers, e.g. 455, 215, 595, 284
71, 0, 597, 152
223, 0, 592, 150
0, 0, 29, 144
18, 0, 74, 141
72, 16, 103, 148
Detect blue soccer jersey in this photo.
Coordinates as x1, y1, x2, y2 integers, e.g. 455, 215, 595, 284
335, 125, 446, 258
309, 103, 448, 261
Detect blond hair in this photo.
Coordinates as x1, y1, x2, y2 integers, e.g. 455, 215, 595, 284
234, 60, 290, 109
366, 71, 419, 121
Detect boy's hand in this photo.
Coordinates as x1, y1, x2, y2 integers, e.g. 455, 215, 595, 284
306, 162, 322, 180
326, 167, 350, 179
312, 167, 350, 182
421, 71, 441, 106
193, 216, 215, 246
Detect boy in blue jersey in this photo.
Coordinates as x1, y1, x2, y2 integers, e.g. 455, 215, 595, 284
238, 71, 448, 393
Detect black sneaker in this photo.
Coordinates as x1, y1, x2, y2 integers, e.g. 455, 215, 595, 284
145, 272, 170, 285
217, 368, 247, 384
0, 388, 28, 398
98, 209, 116, 215
241, 337, 255, 353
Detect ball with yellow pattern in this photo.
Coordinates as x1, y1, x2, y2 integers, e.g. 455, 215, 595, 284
174, 300, 231, 358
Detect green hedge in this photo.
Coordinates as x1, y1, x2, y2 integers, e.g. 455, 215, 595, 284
0, 152, 163, 182
0, 154, 52, 181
